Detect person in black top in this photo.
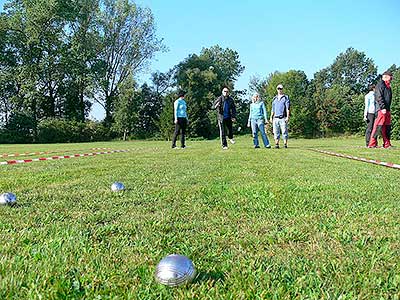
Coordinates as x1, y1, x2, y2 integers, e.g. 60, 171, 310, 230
213, 87, 237, 149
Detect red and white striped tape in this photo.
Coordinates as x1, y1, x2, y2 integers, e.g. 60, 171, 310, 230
0, 151, 53, 158
0, 150, 129, 166
313, 149, 400, 170
0, 148, 114, 158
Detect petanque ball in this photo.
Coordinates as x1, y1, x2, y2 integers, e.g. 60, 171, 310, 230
111, 182, 125, 192
0, 192, 17, 206
155, 254, 196, 287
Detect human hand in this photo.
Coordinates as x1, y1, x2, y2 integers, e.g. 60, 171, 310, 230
232, 118, 236, 123
363, 116, 367, 121
174, 119, 178, 124
381, 109, 387, 115
247, 123, 250, 128
285, 117, 289, 123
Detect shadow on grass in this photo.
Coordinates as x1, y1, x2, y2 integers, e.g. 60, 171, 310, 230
194, 270, 225, 285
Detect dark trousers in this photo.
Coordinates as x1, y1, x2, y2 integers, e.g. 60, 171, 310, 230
365, 113, 375, 146
172, 118, 187, 148
218, 118, 233, 147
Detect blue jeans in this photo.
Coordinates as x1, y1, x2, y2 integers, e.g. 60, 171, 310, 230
251, 119, 270, 147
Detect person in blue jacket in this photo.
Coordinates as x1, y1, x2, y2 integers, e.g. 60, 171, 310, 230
171, 90, 188, 149
247, 93, 271, 148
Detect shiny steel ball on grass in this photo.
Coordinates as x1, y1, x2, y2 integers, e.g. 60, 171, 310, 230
0, 192, 17, 206
111, 182, 125, 192
155, 254, 196, 287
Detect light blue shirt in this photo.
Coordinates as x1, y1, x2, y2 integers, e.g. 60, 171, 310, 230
174, 98, 187, 120
248, 101, 268, 122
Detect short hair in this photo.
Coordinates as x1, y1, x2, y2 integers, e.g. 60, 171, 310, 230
382, 70, 393, 77
178, 90, 186, 97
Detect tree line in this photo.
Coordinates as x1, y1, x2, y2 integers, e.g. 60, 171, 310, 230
0, 0, 399, 143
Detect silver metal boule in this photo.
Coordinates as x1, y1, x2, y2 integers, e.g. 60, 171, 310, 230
0, 192, 17, 206
111, 182, 125, 192
155, 254, 196, 287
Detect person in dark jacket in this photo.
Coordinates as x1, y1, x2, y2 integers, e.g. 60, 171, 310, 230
368, 71, 393, 148
214, 87, 237, 149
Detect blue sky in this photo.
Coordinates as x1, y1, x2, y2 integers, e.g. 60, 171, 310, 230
136, 0, 400, 86
1, 0, 399, 119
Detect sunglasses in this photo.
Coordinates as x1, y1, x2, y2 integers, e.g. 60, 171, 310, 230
277, 88, 283, 90
223, 90, 229, 93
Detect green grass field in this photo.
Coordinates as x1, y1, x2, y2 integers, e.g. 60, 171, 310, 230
0, 137, 399, 299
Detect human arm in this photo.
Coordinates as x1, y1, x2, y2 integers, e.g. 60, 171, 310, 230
375, 83, 386, 114
363, 95, 369, 121
213, 96, 222, 109
261, 102, 268, 123
270, 100, 275, 123
247, 103, 252, 127
173, 100, 178, 123
231, 98, 237, 122
285, 96, 290, 122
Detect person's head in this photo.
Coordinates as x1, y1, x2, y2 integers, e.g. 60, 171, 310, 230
222, 87, 229, 96
178, 90, 186, 98
369, 84, 375, 91
252, 93, 260, 103
276, 84, 284, 95
382, 71, 393, 82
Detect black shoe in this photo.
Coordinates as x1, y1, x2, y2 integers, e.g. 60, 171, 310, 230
275, 144, 279, 149
284, 144, 288, 148
181, 146, 186, 149
254, 145, 260, 149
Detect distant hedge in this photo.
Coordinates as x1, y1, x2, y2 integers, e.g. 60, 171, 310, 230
0, 119, 112, 144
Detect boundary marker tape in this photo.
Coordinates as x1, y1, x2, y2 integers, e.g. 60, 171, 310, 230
0, 150, 129, 166
0, 148, 114, 158
312, 149, 400, 170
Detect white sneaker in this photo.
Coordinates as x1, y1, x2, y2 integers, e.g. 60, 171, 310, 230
229, 138, 235, 144
222, 146, 228, 150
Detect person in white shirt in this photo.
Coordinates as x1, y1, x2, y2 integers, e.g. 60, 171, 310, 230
363, 84, 375, 147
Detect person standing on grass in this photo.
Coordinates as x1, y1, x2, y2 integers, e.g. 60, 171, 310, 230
368, 71, 393, 148
270, 84, 290, 149
247, 93, 271, 148
363, 84, 376, 147
171, 90, 188, 149
214, 87, 237, 150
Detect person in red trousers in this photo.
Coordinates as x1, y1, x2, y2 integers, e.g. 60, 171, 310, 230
368, 71, 393, 148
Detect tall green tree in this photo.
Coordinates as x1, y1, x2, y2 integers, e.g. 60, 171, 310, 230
112, 77, 138, 140
329, 47, 377, 94
388, 66, 400, 140
59, 0, 101, 121
96, 0, 164, 124
175, 45, 245, 138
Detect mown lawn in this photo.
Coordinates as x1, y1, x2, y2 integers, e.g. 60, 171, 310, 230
0, 137, 399, 299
